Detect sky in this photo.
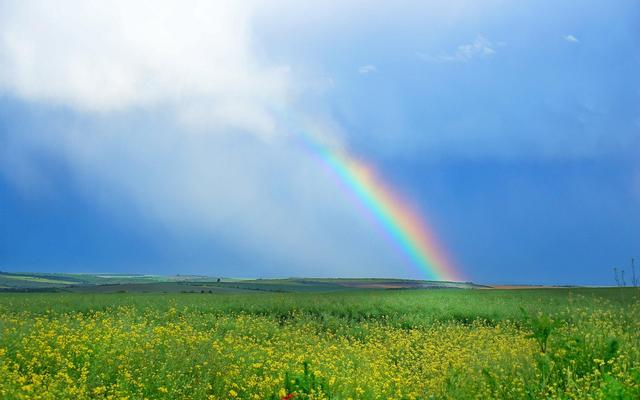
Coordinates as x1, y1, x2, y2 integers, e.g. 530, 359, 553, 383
0, 0, 638, 285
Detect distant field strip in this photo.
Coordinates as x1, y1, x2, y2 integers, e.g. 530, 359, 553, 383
0, 274, 75, 285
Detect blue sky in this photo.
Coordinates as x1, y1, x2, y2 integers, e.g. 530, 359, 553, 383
0, 0, 638, 284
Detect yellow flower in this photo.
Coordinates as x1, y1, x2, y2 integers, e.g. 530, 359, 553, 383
93, 386, 107, 395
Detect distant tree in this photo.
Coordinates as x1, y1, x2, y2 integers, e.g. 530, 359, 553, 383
217, 278, 221, 283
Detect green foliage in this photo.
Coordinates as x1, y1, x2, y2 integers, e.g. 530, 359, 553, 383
604, 337, 620, 362
600, 374, 634, 399
519, 307, 560, 353
1, 287, 637, 327
272, 361, 331, 399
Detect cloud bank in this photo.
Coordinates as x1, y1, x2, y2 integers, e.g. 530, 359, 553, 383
0, 0, 402, 276
0, 0, 290, 136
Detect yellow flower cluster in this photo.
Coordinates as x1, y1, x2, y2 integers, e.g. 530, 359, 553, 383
0, 293, 638, 399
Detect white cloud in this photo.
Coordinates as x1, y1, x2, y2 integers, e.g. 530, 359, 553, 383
0, 0, 409, 277
0, 0, 290, 138
358, 64, 377, 74
418, 35, 497, 63
564, 34, 579, 43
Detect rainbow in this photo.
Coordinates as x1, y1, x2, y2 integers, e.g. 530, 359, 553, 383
299, 132, 461, 282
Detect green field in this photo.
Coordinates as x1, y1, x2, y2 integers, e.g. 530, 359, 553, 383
0, 286, 639, 399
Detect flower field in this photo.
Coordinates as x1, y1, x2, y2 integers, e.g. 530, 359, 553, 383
0, 289, 639, 399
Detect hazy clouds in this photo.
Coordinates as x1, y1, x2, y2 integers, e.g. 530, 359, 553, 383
0, 0, 411, 276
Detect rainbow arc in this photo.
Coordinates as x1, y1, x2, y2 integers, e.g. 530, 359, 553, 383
298, 128, 461, 282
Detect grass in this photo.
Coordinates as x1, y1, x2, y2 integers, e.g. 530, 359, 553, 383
0, 288, 639, 399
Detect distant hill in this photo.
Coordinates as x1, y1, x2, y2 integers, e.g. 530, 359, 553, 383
0, 272, 486, 293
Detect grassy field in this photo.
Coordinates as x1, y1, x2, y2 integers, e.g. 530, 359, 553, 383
0, 288, 639, 399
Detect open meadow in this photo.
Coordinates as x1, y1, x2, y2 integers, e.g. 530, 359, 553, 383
1, 286, 639, 399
